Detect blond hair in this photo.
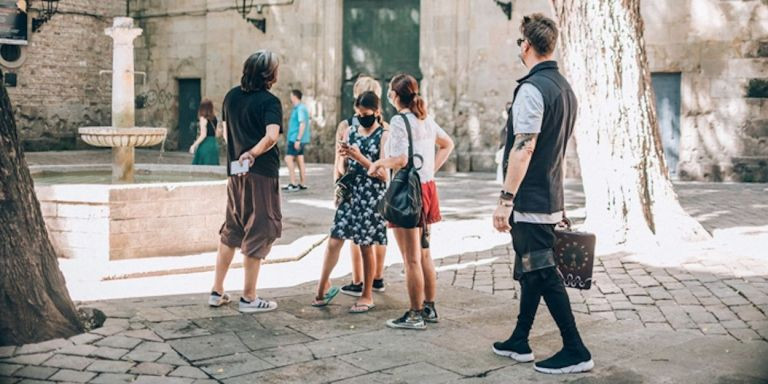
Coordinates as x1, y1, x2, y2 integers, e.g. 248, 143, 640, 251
353, 76, 382, 98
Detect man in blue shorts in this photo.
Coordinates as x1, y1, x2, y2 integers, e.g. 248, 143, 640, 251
283, 89, 311, 191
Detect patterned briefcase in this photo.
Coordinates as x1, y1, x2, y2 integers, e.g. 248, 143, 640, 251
554, 219, 596, 290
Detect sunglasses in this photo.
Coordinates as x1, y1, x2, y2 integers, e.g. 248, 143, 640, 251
516, 38, 526, 47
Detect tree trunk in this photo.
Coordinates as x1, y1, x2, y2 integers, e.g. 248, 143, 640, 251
550, 0, 709, 249
0, 69, 84, 345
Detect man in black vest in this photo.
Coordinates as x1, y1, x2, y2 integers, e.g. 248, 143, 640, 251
491, 14, 593, 374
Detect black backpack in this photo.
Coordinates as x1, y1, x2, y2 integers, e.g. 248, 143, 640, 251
377, 114, 423, 228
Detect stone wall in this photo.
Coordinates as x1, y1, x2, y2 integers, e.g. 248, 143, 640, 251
36, 179, 225, 261
642, 0, 768, 181
5, 0, 767, 181
2, 0, 124, 151
420, 0, 554, 172
131, 0, 343, 159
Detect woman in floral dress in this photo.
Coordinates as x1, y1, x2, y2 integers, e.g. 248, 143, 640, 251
312, 91, 389, 313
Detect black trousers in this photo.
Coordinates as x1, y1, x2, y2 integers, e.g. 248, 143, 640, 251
510, 221, 585, 349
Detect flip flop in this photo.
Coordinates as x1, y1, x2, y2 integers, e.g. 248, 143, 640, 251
312, 286, 340, 307
349, 303, 376, 314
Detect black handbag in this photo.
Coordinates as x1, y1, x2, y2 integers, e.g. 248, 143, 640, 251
377, 113, 423, 228
334, 171, 357, 207
554, 217, 596, 290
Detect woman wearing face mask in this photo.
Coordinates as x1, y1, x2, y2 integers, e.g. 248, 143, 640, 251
335, 76, 389, 298
312, 91, 389, 313
369, 73, 454, 330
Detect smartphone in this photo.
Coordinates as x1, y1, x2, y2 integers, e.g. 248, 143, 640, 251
229, 159, 250, 175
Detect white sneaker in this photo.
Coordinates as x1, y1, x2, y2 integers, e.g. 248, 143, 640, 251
238, 297, 278, 313
208, 291, 231, 307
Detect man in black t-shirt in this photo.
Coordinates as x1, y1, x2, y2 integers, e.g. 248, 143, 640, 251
208, 50, 283, 314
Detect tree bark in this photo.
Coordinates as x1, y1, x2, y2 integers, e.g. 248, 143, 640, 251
550, 0, 709, 248
0, 69, 84, 345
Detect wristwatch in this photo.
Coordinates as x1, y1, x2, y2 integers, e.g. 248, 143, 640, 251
499, 190, 515, 201
499, 190, 514, 207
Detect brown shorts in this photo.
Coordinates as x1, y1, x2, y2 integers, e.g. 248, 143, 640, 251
220, 173, 282, 259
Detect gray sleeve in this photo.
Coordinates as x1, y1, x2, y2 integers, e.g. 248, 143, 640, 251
511, 83, 544, 135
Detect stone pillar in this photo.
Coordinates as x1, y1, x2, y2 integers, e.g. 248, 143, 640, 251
105, 17, 142, 183
112, 146, 134, 182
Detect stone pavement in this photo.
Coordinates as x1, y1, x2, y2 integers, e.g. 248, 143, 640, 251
4, 150, 766, 382
436, 180, 768, 344
2, 273, 767, 384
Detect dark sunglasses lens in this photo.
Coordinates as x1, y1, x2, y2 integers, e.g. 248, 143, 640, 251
516, 38, 524, 46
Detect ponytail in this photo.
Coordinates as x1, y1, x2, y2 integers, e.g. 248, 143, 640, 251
390, 73, 428, 120
410, 95, 427, 120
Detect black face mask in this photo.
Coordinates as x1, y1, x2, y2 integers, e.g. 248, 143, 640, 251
358, 115, 377, 128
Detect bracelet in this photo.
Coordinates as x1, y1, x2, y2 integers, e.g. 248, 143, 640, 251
499, 190, 515, 201
498, 201, 514, 207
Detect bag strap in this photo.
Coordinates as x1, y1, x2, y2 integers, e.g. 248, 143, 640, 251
399, 113, 423, 170
560, 189, 572, 230
399, 113, 414, 168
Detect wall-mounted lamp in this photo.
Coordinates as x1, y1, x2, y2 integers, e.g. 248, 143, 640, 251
246, 4, 266, 33
32, 0, 61, 32
247, 17, 267, 33
234, 0, 266, 33
495, 0, 512, 21
234, 0, 295, 33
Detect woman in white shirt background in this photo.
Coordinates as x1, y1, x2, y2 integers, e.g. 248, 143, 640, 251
368, 73, 454, 330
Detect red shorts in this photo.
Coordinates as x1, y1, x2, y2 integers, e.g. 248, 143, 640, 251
388, 180, 442, 228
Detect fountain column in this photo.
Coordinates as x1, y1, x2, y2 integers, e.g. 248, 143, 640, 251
105, 17, 142, 182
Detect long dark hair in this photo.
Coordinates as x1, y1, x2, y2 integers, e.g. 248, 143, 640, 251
198, 98, 216, 121
240, 50, 279, 92
390, 73, 426, 120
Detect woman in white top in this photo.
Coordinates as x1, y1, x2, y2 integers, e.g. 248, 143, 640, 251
369, 73, 454, 330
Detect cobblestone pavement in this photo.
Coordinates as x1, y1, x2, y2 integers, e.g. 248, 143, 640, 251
2, 277, 767, 384
4, 151, 766, 382
437, 181, 768, 343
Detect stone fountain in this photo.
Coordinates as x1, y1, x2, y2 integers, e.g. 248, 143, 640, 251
79, 17, 166, 182
29, 17, 227, 263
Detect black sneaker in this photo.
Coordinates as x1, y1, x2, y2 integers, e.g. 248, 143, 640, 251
372, 279, 385, 292
282, 184, 299, 192
492, 337, 534, 363
298, 184, 308, 190
340, 282, 363, 297
533, 347, 593, 374
386, 310, 427, 330
422, 303, 439, 323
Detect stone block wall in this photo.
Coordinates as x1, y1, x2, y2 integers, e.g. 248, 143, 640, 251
36, 181, 226, 261
642, 0, 768, 181
5, 0, 767, 181
131, 0, 343, 158
2, 0, 124, 151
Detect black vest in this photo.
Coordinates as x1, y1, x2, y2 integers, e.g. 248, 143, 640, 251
503, 61, 577, 213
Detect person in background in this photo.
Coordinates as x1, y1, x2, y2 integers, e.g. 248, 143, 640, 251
190, 98, 221, 165
368, 73, 454, 330
336, 76, 389, 297
283, 89, 311, 191
312, 91, 389, 313
208, 50, 282, 314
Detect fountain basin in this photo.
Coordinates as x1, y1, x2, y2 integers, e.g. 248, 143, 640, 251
32, 164, 227, 261
79, 127, 167, 148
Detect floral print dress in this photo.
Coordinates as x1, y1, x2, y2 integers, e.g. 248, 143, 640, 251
329, 125, 388, 245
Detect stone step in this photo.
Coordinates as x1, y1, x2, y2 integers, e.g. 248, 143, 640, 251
59, 234, 328, 281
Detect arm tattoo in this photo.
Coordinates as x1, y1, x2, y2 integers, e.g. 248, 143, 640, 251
513, 133, 538, 152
